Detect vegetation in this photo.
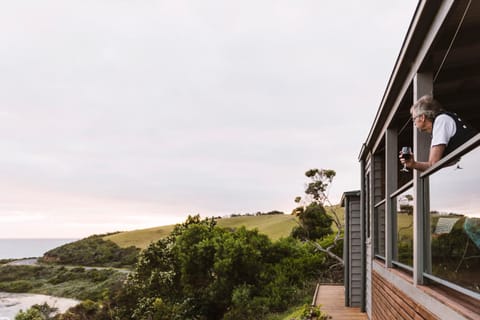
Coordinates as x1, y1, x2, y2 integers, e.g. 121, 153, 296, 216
86, 215, 326, 320
40, 234, 140, 268
430, 215, 480, 293
105, 214, 299, 249
12, 211, 338, 319
292, 169, 344, 268
15, 303, 58, 320
0, 265, 127, 301
276, 304, 328, 320
0, 258, 15, 265
217, 214, 298, 241
10, 168, 346, 319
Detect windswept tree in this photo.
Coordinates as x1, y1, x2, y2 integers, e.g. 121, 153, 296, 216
291, 168, 344, 267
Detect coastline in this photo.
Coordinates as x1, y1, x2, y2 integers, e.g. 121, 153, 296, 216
0, 291, 79, 319
0, 239, 78, 260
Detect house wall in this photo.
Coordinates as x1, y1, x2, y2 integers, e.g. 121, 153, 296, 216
358, 1, 480, 319
347, 196, 362, 307
371, 262, 471, 320
371, 270, 439, 320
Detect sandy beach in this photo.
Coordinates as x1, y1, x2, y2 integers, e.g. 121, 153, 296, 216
0, 292, 79, 319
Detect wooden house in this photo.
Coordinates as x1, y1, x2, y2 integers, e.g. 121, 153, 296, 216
348, 1, 480, 319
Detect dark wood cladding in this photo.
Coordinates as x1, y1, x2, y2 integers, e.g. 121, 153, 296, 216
372, 271, 439, 320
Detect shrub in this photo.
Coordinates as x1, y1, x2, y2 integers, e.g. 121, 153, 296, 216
0, 280, 34, 292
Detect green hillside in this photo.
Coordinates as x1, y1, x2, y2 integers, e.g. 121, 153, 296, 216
104, 214, 299, 249
104, 205, 344, 250
217, 214, 298, 240
104, 224, 176, 249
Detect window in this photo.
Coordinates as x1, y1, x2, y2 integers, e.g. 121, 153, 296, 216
425, 146, 480, 295
393, 188, 414, 268
374, 202, 385, 258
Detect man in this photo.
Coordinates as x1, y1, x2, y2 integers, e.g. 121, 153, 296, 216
400, 95, 477, 172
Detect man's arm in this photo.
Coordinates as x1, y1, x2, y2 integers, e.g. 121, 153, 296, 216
408, 144, 446, 172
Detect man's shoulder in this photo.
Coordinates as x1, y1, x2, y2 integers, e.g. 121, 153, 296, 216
435, 113, 455, 124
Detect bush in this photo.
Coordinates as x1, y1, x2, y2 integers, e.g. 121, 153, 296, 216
0, 280, 34, 292
40, 235, 140, 267
286, 304, 329, 320
119, 216, 327, 320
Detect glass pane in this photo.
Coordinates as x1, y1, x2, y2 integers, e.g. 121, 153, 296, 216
393, 188, 414, 267
374, 203, 385, 257
427, 146, 480, 294
373, 154, 385, 202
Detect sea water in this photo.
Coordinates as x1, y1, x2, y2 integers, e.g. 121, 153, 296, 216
0, 239, 77, 260
0, 239, 80, 318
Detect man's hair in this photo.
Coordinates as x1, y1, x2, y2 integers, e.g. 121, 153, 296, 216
410, 95, 443, 120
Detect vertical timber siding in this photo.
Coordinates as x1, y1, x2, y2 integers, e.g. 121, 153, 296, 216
345, 192, 362, 307
350, 199, 362, 306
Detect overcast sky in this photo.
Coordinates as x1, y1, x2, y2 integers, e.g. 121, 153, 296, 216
1, 0, 418, 238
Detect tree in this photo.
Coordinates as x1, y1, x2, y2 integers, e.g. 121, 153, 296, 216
291, 203, 333, 241
120, 215, 324, 319
291, 168, 344, 266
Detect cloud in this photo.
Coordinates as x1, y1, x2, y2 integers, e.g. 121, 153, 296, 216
0, 0, 418, 237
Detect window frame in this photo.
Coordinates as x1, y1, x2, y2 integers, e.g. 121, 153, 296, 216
419, 134, 480, 300
390, 182, 414, 271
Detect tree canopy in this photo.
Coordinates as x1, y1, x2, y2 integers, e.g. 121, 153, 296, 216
291, 168, 344, 266
117, 215, 325, 320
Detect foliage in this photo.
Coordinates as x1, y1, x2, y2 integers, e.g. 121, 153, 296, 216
303, 169, 336, 204
15, 303, 58, 320
40, 235, 140, 268
292, 168, 344, 267
292, 203, 333, 241
15, 308, 44, 320
0, 258, 15, 265
0, 265, 127, 301
288, 304, 329, 320
430, 216, 480, 292
113, 215, 324, 320
0, 280, 35, 292
58, 300, 106, 320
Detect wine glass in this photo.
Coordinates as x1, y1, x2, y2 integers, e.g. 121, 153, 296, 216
400, 146, 412, 172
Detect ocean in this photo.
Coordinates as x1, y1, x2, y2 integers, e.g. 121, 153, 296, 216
0, 239, 78, 260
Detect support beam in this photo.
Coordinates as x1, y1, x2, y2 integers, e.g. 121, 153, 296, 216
412, 72, 433, 285
344, 197, 350, 307
360, 159, 366, 313
385, 128, 398, 268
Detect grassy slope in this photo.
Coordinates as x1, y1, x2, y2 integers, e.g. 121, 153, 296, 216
104, 224, 176, 249
217, 214, 298, 240
105, 205, 344, 250
105, 214, 299, 249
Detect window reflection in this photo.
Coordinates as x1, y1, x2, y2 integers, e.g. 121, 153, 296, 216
393, 188, 413, 267
427, 146, 480, 294
374, 203, 385, 258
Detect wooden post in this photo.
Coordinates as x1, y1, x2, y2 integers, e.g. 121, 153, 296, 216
412, 72, 433, 285
385, 128, 398, 268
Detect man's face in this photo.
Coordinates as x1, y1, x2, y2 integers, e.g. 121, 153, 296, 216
412, 112, 428, 132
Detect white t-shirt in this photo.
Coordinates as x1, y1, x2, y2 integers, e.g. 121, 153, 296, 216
431, 114, 456, 147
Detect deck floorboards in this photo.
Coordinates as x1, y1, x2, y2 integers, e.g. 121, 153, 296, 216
314, 285, 368, 320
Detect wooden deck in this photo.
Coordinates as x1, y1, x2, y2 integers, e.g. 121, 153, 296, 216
313, 284, 368, 320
